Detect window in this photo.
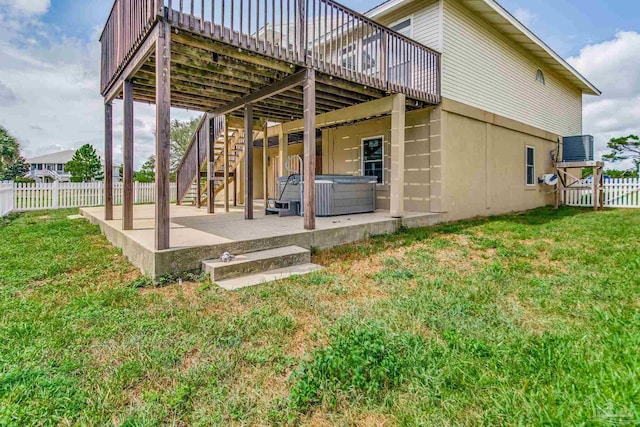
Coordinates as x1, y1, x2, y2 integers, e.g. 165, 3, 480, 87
526, 146, 536, 186
536, 69, 545, 85
391, 18, 412, 37
362, 137, 384, 184
341, 45, 357, 71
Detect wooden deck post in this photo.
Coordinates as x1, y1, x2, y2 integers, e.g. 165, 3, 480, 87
234, 166, 238, 207
303, 68, 316, 230
196, 131, 202, 209
390, 93, 406, 218
155, 22, 171, 250
104, 102, 114, 220
279, 128, 287, 179
207, 116, 215, 214
122, 79, 134, 230
224, 117, 230, 212
244, 104, 254, 219
263, 119, 269, 209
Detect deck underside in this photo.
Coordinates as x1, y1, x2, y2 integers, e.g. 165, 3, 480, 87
117, 24, 428, 121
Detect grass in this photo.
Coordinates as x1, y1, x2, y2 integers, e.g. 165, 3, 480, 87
0, 207, 638, 426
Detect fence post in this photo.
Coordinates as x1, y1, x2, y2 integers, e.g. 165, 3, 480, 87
53, 181, 59, 209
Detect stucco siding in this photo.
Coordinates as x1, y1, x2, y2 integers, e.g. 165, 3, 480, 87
434, 101, 558, 221
322, 109, 432, 213
441, 0, 582, 136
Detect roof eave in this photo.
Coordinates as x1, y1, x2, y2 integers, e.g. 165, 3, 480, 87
482, 0, 600, 96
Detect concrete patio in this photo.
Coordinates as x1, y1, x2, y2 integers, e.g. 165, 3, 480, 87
81, 203, 442, 279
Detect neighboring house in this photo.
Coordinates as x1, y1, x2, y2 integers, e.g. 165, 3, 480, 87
26, 150, 121, 183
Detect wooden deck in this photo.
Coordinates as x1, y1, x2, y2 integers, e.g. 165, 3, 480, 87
100, 0, 441, 118
99, 0, 441, 251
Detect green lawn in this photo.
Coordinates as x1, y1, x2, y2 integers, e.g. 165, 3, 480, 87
0, 207, 638, 426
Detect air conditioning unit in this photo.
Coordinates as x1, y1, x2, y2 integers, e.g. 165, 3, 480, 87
562, 135, 594, 162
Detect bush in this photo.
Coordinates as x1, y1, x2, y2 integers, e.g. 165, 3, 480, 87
14, 177, 35, 184
289, 321, 421, 411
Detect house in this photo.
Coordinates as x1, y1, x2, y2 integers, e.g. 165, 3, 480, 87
189, 0, 600, 222
26, 149, 121, 183
91, 0, 599, 280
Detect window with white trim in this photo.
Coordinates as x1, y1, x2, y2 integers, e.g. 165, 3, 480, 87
526, 146, 536, 186
362, 136, 384, 184
536, 69, 546, 85
391, 18, 412, 37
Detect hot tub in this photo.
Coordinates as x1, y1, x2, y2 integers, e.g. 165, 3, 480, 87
277, 175, 377, 216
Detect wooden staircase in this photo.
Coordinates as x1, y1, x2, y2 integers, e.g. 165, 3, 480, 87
177, 113, 262, 208
208, 127, 247, 201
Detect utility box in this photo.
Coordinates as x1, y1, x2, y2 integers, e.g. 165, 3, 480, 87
562, 135, 594, 162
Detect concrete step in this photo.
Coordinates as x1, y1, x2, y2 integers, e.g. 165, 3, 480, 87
215, 263, 324, 290
202, 245, 311, 282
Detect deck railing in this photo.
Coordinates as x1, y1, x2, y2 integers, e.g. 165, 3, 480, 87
100, 0, 159, 93
101, 0, 441, 103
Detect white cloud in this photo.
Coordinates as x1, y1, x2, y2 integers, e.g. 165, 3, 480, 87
513, 8, 537, 28
0, 0, 51, 15
0, 5, 200, 169
568, 31, 640, 170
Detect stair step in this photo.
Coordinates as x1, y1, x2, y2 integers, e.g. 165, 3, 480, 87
215, 263, 324, 290
202, 246, 311, 282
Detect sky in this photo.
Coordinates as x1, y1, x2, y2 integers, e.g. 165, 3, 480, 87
0, 0, 639, 169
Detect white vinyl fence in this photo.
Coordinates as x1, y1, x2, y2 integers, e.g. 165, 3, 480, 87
0, 182, 177, 216
0, 182, 14, 217
564, 178, 640, 208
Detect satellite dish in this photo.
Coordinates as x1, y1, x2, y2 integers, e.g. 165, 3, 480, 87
542, 174, 558, 186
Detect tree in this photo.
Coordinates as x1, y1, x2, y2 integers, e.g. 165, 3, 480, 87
605, 169, 639, 179
603, 134, 640, 171
170, 118, 201, 172
2, 156, 30, 181
134, 155, 155, 183
65, 144, 103, 182
0, 126, 29, 180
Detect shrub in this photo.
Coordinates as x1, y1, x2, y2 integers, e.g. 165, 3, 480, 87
289, 321, 421, 411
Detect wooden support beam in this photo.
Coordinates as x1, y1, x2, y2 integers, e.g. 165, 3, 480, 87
390, 93, 406, 218
278, 127, 287, 180
171, 32, 294, 74
123, 80, 134, 230
263, 119, 269, 209
104, 102, 114, 220
196, 131, 202, 208
224, 116, 230, 212
244, 104, 254, 220
155, 22, 172, 250
211, 71, 306, 117
234, 166, 238, 207
281, 96, 395, 134
303, 69, 316, 230
207, 115, 216, 214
